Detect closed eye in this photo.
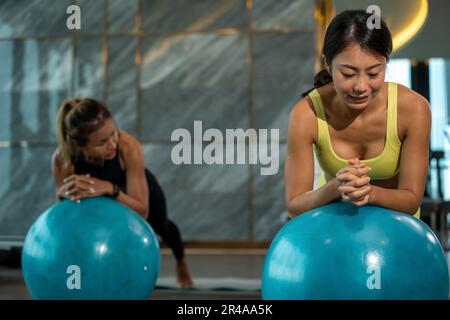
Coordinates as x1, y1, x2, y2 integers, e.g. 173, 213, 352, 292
96, 130, 117, 146
97, 141, 107, 146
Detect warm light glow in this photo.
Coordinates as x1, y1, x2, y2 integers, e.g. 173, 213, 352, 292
393, 0, 428, 52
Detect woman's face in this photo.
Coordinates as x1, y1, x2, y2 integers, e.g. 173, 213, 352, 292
330, 44, 387, 110
84, 117, 119, 161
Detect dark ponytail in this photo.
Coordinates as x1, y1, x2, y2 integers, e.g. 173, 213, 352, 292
302, 69, 333, 97
56, 99, 77, 165
302, 10, 392, 97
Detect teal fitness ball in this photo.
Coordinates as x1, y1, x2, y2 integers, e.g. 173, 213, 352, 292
262, 202, 449, 300
22, 196, 160, 299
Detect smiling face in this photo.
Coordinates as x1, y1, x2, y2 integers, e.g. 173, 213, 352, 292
329, 44, 387, 110
83, 117, 119, 161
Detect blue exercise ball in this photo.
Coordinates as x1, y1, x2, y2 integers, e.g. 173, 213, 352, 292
22, 196, 160, 300
262, 201, 449, 300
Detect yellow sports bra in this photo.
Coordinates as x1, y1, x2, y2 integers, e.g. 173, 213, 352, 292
309, 82, 420, 219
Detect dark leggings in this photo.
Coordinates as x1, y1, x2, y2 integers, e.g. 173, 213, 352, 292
145, 169, 185, 262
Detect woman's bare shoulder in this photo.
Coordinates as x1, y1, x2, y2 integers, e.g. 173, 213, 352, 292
51, 149, 65, 167
51, 149, 73, 175
396, 84, 431, 136
292, 83, 335, 120
118, 130, 144, 160
119, 130, 140, 147
291, 95, 317, 117
397, 84, 430, 118
289, 94, 319, 143
397, 83, 429, 109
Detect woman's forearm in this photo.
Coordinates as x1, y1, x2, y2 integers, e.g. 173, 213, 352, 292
369, 185, 421, 215
106, 184, 148, 219
287, 178, 341, 217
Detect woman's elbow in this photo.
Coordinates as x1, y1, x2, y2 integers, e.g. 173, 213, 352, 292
286, 200, 305, 219
407, 192, 423, 215
407, 202, 421, 216
139, 207, 149, 220
285, 189, 312, 218
286, 198, 295, 217
287, 210, 298, 219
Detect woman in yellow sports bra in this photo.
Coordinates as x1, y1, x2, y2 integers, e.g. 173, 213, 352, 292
285, 10, 431, 219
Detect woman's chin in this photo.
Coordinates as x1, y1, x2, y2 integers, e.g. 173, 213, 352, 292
105, 153, 116, 160
347, 95, 369, 104
346, 96, 371, 109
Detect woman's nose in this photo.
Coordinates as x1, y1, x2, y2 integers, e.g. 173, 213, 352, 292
107, 137, 117, 149
353, 78, 368, 94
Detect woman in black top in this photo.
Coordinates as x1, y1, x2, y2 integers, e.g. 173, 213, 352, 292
51, 98, 193, 288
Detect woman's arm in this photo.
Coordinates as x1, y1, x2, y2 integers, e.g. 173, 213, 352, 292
117, 138, 149, 219
285, 98, 342, 217
53, 141, 149, 219
51, 149, 75, 201
368, 92, 431, 215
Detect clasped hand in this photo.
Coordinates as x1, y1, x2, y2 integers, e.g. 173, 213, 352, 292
336, 158, 372, 206
57, 174, 112, 202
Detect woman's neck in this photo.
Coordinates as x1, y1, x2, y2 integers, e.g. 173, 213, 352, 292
330, 83, 386, 124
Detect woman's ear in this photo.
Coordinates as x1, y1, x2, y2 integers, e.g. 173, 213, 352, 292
322, 57, 331, 75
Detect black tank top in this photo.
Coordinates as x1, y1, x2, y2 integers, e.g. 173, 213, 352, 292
73, 149, 126, 188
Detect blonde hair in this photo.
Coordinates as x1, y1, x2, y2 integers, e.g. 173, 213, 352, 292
56, 98, 112, 165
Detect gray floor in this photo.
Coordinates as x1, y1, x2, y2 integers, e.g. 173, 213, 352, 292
0, 248, 265, 300
1, 248, 449, 300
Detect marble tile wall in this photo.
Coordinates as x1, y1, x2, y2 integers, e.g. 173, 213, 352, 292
107, 37, 137, 136
74, 37, 104, 102
141, 0, 247, 33
109, 0, 137, 34
140, 33, 248, 140
252, 0, 315, 30
0, 0, 315, 242
0, 0, 72, 37
253, 32, 314, 140
0, 147, 56, 236
0, 39, 71, 143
